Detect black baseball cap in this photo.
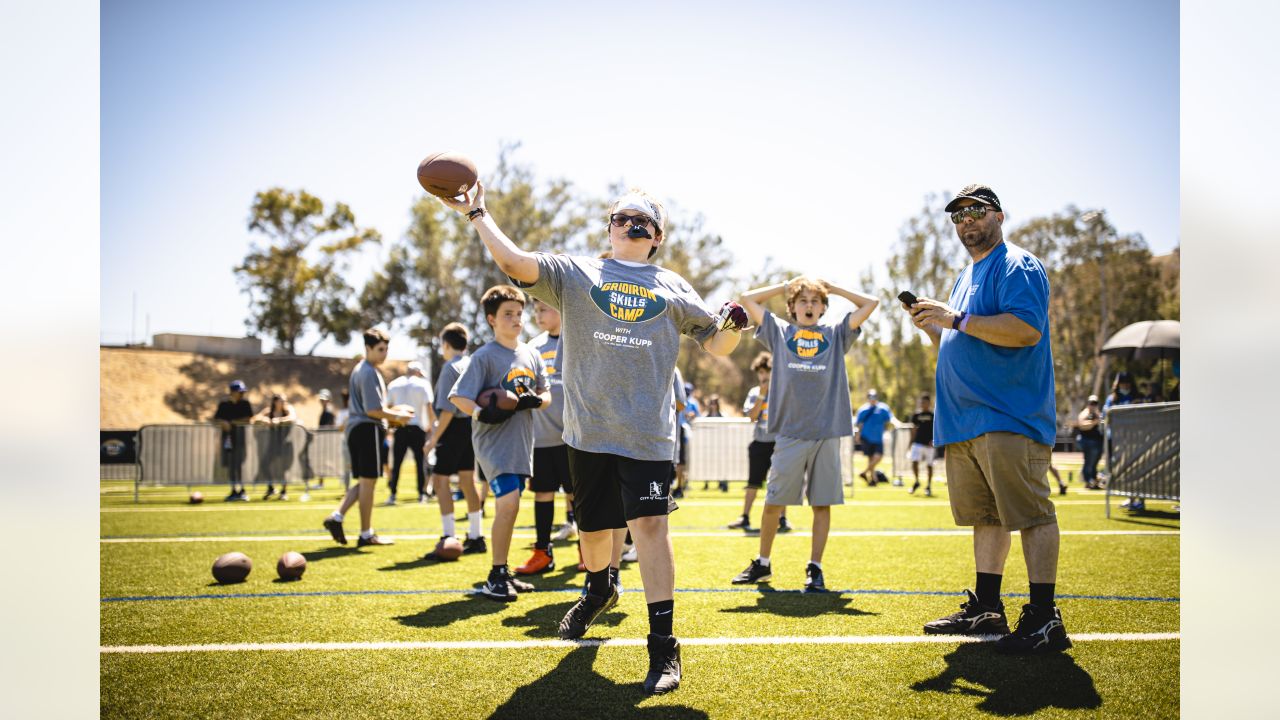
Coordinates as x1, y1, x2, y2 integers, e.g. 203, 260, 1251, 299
945, 184, 1003, 213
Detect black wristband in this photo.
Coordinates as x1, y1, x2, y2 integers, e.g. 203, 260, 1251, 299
952, 311, 967, 331
467, 208, 487, 221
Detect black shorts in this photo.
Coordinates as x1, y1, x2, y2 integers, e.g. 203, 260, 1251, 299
347, 423, 386, 479
433, 418, 474, 475
531, 444, 572, 493
567, 447, 672, 532
747, 440, 775, 489
860, 440, 884, 457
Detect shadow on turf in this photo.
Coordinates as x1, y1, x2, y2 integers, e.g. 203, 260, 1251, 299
394, 595, 506, 628
489, 644, 708, 719
720, 589, 879, 619
301, 546, 364, 563
910, 642, 1101, 715
502, 599, 626, 638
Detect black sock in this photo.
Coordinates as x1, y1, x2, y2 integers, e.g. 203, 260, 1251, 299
586, 568, 611, 597
1029, 582, 1056, 607
534, 501, 554, 549
625, 530, 633, 545
566, 509, 576, 525
648, 599, 674, 637
976, 572, 1003, 607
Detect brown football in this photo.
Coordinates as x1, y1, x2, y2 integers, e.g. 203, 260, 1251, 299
189, 491, 204, 504
475, 387, 519, 411
434, 536, 464, 561
276, 551, 307, 581
417, 152, 478, 199
212, 551, 252, 584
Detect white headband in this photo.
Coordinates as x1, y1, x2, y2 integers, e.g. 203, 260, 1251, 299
612, 192, 664, 230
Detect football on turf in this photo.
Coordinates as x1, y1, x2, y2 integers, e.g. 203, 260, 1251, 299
475, 387, 519, 411
189, 491, 204, 504
212, 551, 252, 584
276, 551, 307, 581
434, 536, 463, 561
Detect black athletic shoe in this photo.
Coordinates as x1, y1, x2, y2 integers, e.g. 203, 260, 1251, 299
923, 589, 1010, 635
558, 585, 619, 639
508, 575, 535, 594
480, 566, 517, 602
994, 603, 1072, 654
323, 517, 347, 545
672, 487, 684, 499
727, 514, 752, 530
462, 536, 487, 555
910, 481, 920, 494
777, 516, 793, 533
731, 559, 772, 584
644, 634, 682, 695
356, 534, 393, 547
803, 562, 827, 593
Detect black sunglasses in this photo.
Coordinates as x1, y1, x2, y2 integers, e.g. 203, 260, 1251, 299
609, 213, 654, 228
950, 205, 997, 224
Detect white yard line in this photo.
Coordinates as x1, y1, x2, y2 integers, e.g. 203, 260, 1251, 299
101, 529, 1179, 543
101, 631, 1180, 654
100, 499, 1124, 513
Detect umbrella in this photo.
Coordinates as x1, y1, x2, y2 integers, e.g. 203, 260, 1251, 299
1100, 320, 1180, 360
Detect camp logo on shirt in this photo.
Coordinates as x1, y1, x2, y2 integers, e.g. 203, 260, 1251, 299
589, 281, 668, 323
501, 367, 538, 395
786, 328, 830, 359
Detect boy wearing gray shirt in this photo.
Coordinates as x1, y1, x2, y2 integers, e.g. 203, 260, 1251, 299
423, 323, 487, 557
441, 186, 747, 695
449, 286, 550, 602
731, 277, 878, 592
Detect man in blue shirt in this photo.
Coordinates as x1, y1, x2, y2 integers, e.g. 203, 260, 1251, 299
903, 184, 1069, 654
855, 389, 896, 486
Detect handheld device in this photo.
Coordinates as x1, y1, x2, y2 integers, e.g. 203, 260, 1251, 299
897, 290, 919, 307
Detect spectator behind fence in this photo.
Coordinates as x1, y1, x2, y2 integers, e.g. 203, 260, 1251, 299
705, 394, 723, 418
214, 380, 254, 502
336, 388, 350, 428
384, 361, 437, 505
318, 388, 336, 427
1137, 381, 1161, 404
905, 183, 1070, 654
252, 393, 297, 500
908, 394, 936, 496
1076, 395, 1104, 490
1105, 372, 1141, 510
855, 389, 896, 486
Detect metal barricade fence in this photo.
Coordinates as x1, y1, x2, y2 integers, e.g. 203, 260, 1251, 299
1104, 401, 1179, 516
135, 424, 348, 502
888, 426, 914, 481
685, 418, 855, 485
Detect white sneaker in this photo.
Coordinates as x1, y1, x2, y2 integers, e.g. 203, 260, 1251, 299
382, 496, 397, 506
553, 521, 578, 542
621, 544, 638, 563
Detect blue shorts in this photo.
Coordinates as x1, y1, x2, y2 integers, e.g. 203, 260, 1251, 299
860, 441, 884, 457
489, 473, 527, 498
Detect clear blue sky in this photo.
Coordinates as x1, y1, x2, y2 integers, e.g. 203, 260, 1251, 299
101, 0, 1178, 357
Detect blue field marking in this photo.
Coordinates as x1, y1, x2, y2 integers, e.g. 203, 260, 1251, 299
102, 587, 1179, 604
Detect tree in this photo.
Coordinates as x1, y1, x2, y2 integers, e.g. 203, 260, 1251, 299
235, 188, 380, 354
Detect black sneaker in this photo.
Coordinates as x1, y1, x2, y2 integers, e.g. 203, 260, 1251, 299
803, 562, 827, 593
643, 634, 682, 695
323, 517, 347, 545
356, 534, 393, 547
778, 516, 792, 533
234, 490, 250, 502
508, 575, 535, 594
994, 603, 1072, 654
262, 488, 276, 501
910, 481, 920, 494
923, 589, 1010, 635
462, 536, 487, 555
224, 491, 240, 502
731, 559, 772, 584
558, 584, 619, 639
727, 515, 752, 530
672, 487, 684, 499
480, 566, 517, 602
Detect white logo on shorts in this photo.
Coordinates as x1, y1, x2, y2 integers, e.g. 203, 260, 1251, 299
650, 481, 662, 498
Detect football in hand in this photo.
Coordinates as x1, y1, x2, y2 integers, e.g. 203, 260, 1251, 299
475, 387, 519, 411
417, 152, 478, 199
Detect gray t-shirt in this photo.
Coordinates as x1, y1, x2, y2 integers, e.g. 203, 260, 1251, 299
347, 360, 387, 435
518, 253, 719, 461
449, 341, 548, 478
530, 332, 565, 448
433, 355, 470, 416
744, 385, 776, 443
755, 311, 859, 440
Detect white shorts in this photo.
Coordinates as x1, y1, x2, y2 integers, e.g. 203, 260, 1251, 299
909, 443, 935, 466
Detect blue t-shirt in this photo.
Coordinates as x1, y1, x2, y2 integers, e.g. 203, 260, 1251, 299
855, 402, 893, 444
934, 241, 1056, 447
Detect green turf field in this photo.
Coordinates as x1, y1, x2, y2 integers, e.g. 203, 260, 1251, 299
100, 458, 1179, 719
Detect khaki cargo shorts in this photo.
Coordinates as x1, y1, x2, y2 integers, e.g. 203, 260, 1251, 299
944, 431, 1056, 531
